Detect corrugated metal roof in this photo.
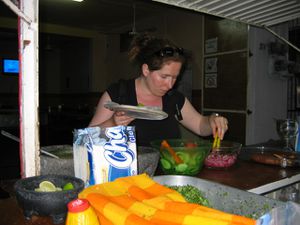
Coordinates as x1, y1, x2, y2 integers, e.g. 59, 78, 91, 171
152, 0, 300, 27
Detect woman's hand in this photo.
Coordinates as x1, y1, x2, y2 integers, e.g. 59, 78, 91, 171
208, 113, 229, 140
113, 111, 135, 126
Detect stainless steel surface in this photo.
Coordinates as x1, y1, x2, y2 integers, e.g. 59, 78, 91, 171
104, 102, 168, 120
154, 175, 285, 218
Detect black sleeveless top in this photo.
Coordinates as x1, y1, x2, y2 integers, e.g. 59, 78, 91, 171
107, 79, 185, 146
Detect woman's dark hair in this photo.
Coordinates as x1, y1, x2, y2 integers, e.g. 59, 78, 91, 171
128, 33, 187, 71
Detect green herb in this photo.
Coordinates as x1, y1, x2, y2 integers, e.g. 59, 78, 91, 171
262, 203, 271, 212
168, 185, 210, 207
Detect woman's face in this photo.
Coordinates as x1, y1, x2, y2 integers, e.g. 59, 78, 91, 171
143, 61, 182, 97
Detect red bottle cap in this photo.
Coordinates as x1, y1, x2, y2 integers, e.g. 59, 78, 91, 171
67, 199, 90, 213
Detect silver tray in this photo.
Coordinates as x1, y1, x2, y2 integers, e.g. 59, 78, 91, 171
154, 175, 285, 219
104, 101, 168, 120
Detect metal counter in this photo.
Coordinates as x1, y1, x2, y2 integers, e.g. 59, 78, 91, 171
154, 175, 285, 219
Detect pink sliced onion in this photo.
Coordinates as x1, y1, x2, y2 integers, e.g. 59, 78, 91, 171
204, 152, 237, 168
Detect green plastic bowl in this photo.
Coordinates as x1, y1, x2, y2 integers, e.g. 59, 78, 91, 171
150, 139, 210, 176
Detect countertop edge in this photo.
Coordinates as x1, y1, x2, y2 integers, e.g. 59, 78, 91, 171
247, 173, 300, 194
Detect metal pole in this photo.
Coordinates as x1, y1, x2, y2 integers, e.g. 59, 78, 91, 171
264, 26, 300, 53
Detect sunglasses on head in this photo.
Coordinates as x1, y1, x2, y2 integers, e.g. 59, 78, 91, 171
155, 47, 184, 57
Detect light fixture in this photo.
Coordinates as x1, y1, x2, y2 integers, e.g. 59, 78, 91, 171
72, 0, 84, 2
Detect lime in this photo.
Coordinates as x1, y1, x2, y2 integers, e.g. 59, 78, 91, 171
38, 181, 57, 192
63, 182, 74, 191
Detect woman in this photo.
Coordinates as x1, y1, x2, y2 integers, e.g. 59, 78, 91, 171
89, 34, 228, 146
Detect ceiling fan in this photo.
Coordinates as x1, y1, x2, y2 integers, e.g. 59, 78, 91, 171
129, 3, 138, 36
128, 3, 157, 36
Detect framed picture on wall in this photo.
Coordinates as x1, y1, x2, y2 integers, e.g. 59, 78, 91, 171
205, 73, 217, 88
205, 37, 218, 54
205, 57, 218, 73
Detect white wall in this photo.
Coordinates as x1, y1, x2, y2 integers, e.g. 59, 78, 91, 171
247, 24, 288, 145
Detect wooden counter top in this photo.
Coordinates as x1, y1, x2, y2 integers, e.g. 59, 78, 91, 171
199, 159, 300, 194
0, 197, 59, 225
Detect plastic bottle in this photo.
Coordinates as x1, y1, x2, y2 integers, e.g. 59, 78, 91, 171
66, 198, 100, 225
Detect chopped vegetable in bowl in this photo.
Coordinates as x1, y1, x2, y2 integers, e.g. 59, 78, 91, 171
151, 139, 210, 175
205, 141, 242, 169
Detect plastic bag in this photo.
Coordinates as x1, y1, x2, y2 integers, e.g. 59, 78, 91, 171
73, 126, 137, 187
257, 201, 300, 225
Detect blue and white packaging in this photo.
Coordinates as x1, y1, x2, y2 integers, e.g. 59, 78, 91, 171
73, 126, 137, 187
256, 201, 300, 225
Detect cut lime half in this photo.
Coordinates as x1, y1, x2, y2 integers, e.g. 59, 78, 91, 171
38, 180, 57, 192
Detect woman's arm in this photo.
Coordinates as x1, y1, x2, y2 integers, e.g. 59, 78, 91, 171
89, 92, 114, 127
179, 98, 228, 139
89, 91, 134, 128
